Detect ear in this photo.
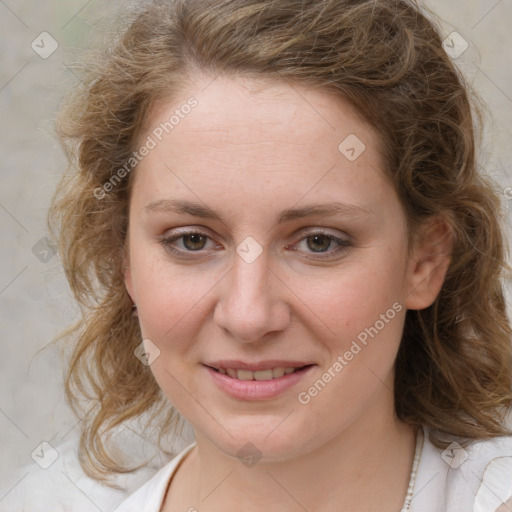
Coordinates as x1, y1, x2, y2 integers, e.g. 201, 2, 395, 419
404, 215, 453, 311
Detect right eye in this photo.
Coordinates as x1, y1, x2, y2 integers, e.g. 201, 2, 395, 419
159, 229, 220, 258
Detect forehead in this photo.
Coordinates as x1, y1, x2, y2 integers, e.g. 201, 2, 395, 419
142, 73, 380, 152
131, 74, 392, 217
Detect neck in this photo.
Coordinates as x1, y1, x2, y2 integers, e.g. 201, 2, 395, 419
166, 389, 416, 512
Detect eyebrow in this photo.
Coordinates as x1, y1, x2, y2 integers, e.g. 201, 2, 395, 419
144, 199, 373, 224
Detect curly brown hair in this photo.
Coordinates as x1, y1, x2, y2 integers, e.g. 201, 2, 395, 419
47, 0, 512, 484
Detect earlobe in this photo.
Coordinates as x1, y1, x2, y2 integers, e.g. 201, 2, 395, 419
404, 215, 453, 311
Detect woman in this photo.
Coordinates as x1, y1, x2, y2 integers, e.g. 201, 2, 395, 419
46, 0, 512, 510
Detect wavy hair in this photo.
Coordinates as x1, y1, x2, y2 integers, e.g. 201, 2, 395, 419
48, 0, 512, 484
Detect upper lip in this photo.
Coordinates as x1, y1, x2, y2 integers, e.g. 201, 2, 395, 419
203, 360, 314, 372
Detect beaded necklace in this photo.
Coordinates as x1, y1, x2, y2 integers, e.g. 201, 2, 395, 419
400, 427, 425, 512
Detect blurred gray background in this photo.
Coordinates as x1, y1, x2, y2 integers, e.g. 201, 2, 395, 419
1, 0, 511, 509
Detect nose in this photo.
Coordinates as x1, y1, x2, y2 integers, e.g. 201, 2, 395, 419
213, 250, 291, 343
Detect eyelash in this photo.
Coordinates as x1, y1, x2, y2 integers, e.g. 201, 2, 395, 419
159, 229, 351, 260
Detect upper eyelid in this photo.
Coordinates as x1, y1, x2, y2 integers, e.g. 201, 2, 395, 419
162, 226, 349, 243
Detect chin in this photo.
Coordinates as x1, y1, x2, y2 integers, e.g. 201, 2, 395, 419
204, 422, 312, 464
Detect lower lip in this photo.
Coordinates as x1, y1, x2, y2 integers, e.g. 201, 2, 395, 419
204, 364, 315, 400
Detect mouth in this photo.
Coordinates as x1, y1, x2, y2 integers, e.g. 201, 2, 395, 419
204, 364, 314, 381
203, 362, 316, 400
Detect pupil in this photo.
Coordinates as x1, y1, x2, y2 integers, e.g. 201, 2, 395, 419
308, 235, 330, 252
185, 234, 206, 250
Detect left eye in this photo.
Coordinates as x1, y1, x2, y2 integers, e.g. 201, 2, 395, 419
160, 230, 350, 259
294, 233, 350, 255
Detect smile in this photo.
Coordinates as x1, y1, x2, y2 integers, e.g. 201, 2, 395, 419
208, 366, 308, 381
203, 363, 316, 400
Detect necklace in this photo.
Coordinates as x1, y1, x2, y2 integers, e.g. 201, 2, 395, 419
400, 427, 424, 512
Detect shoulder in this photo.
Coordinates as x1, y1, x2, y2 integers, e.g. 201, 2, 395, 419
412, 425, 512, 512
462, 433, 512, 512
0, 435, 182, 512
113, 442, 197, 512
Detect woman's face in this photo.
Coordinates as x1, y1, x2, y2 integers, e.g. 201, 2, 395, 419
124, 74, 430, 460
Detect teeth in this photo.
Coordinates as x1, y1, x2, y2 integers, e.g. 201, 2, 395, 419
238, 369, 257, 381
218, 366, 302, 380
272, 367, 285, 378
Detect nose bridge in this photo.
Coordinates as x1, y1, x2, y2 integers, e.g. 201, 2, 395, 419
233, 250, 269, 302
214, 247, 289, 342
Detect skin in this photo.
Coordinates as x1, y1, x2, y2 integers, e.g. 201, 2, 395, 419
497, 497, 512, 512
123, 73, 452, 512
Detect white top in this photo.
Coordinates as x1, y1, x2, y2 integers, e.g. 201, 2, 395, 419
113, 442, 196, 512
2, 427, 511, 512
113, 427, 512, 512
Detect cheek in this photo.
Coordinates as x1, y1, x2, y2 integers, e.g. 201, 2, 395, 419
302, 256, 404, 344
130, 248, 221, 347
130, 248, 184, 333
294, 257, 406, 421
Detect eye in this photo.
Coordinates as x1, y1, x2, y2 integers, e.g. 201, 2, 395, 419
159, 228, 351, 260
159, 230, 217, 257
288, 230, 351, 259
